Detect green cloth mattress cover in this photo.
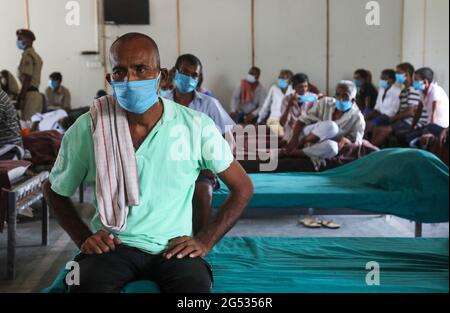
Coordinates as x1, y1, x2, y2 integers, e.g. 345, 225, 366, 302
213, 149, 449, 223
43, 237, 449, 293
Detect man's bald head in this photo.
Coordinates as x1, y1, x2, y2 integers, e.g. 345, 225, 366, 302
109, 32, 161, 69
107, 32, 166, 84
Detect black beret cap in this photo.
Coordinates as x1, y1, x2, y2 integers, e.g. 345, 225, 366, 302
16, 29, 36, 41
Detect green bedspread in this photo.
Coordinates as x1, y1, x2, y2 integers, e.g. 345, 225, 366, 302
43, 237, 449, 293
213, 149, 449, 223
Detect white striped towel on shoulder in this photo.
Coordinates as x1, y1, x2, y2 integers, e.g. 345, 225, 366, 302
89, 95, 140, 232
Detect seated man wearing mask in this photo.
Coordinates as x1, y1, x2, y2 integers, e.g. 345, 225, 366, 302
230, 66, 267, 124
365, 69, 401, 139
45, 72, 71, 111
406, 67, 449, 147
283, 81, 365, 162
163, 53, 236, 234
353, 69, 378, 112
370, 63, 424, 147
159, 67, 175, 98
256, 69, 294, 137
279, 73, 318, 145
43, 33, 253, 293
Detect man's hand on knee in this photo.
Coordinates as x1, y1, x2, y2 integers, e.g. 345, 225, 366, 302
338, 136, 352, 149
80, 230, 122, 255
163, 236, 208, 260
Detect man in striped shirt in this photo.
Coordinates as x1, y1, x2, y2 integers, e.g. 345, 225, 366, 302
0, 89, 22, 149
371, 63, 426, 147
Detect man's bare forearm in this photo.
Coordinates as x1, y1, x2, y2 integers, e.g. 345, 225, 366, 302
365, 110, 380, 120
286, 121, 305, 152
430, 102, 437, 124
411, 105, 422, 129
195, 189, 251, 251
279, 108, 290, 126
392, 108, 414, 122
194, 162, 253, 252
43, 180, 92, 247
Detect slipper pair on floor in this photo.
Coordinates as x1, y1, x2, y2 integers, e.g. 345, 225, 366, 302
299, 217, 340, 229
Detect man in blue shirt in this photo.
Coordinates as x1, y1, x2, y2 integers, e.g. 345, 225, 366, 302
164, 54, 236, 234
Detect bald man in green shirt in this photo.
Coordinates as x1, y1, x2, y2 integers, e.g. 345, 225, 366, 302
43, 33, 253, 293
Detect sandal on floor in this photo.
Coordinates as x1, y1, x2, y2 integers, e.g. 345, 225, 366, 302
321, 220, 341, 229
299, 217, 322, 228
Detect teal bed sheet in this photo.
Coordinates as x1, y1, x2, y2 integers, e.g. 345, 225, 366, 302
43, 237, 449, 293
213, 149, 449, 223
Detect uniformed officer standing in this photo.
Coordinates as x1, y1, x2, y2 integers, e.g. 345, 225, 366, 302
16, 29, 43, 121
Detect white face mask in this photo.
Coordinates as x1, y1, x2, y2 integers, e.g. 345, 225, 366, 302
0, 78, 7, 86
246, 74, 256, 84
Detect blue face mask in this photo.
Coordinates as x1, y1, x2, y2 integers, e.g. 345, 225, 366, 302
174, 71, 198, 94
353, 79, 363, 88
246, 74, 256, 84
395, 73, 406, 85
16, 39, 26, 50
379, 80, 390, 89
159, 89, 171, 98
111, 74, 161, 114
335, 99, 353, 112
413, 80, 425, 92
298, 95, 318, 103
48, 79, 58, 90
278, 79, 289, 89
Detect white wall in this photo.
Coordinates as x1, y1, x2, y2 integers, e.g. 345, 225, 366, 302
179, 0, 252, 108
424, 0, 449, 93
0, 0, 104, 109
254, 0, 327, 93
403, 0, 449, 93
1, 0, 448, 111
28, 0, 104, 108
0, 0, 26, 79
402, 0, 426, 67
330, 0, 403, 92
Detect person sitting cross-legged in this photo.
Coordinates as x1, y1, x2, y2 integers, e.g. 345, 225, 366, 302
281, 80, 365, 164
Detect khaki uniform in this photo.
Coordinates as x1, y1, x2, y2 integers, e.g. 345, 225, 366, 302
18, 47, 43, 120
45, 85, 71, 111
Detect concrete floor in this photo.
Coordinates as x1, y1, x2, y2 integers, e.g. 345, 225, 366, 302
0, 187, 448, 292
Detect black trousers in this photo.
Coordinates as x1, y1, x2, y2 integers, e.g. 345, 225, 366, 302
404, 123, 445, 144
67, 244, 213, 293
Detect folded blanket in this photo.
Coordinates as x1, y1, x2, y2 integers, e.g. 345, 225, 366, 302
215, 149, 449, 223
0, 144, 25, 160
22, 130, 62, 165
90, 96, 140, 232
